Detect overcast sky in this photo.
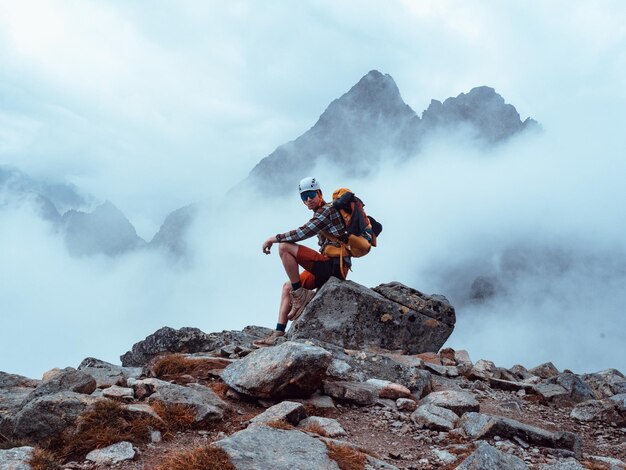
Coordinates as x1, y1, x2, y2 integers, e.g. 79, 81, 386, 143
1, 0, 625, 378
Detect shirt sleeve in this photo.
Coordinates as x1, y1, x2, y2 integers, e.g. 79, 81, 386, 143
276, 206, 332, 242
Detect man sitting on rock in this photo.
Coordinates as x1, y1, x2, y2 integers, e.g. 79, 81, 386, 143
254, 176, 350, 347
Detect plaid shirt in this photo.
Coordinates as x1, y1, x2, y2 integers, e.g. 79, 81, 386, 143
276, 203, 347, 251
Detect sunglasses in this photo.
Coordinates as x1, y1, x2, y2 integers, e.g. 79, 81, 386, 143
300, 190, 317, 201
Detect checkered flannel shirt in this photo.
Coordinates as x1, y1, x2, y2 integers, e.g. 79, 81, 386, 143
276, 203, 347, 250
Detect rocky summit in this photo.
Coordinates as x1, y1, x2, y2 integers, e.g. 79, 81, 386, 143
1, 279, 625, 469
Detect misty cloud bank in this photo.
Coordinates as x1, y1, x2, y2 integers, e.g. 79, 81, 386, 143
1, 1, 625, 379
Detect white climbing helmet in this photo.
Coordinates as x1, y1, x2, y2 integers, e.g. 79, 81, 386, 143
298, 176, 320, 194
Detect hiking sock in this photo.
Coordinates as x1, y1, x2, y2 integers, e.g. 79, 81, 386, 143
276, 323, 287, 332
291, 281, 302, 291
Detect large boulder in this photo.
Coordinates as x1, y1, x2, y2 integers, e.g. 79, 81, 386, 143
288, 278, 455, 354
455, 442, 528, 470
133, 378, 229, 423
78, 357, 142, 388
222, 342, 332, 398
21, 368, 96, 405
457, 412, 582, 455
0, 372, 39, 437
12, 391, 102, 442
308, 341, 432, 396
0, 446, 35, 470
120, 326, 272, 367
214, 426, 339, 470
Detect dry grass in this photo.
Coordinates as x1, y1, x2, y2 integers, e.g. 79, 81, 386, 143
0, 435, 27, 450
300, 422, 329, 437
29, 448, 61, 470
151, 400, 197, 433
208, 382, 230, 399
154, 444, 236, 470
265, 420, 295, 430
60, 399, 160, 458
151, 354, 229, 379
325, 441, 367, 470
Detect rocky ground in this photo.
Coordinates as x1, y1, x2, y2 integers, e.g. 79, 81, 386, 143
1, 280, 625, 469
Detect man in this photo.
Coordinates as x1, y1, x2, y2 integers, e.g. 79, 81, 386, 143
253, 176, 350, 347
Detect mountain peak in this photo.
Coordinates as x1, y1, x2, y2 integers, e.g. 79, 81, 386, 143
321, 70, 411, 119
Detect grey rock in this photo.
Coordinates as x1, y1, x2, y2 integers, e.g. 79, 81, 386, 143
22, 368, 96, 405
533, 383, 569, 403
301, 393, 336, 410
223, 341, 331, 399
609, 393, 626, 413
529, 362, 560, 379
0, 446, 35, 470
545, 373, 595, 404
540, 458, 586, 469
85, 441, 136, 465
102, 385, 134, 401
510, 364, 532, 380
570, 399, 623, 424
322, 381, 378, 406
419, 390, 479, 416
289, 278, 454, 354
455, 350, 472, 365
78, 357, 142, 388
489, 378, 534, 392
468, 359, 498, 380
411, 404, 459, 431
299, 416, 347, 437
582, 369, 626, 399
122, 403, 163, 423
214, 425, 340, 470
250, 401, 306, 426
432, 448, 457, 465
364, 379, 411, 399
12, 391, 101, 442
396, 398, 417, 411
329, 347, 431, 396
121, 326, 273, 367
584, 455, 626, 469
455, 442, 528, 470
143, 379, 228, 423
457, 412, 582, 454
0, 373, 39, 437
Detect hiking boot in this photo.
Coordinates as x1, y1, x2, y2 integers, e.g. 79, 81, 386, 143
287, 287, 316, 321
252, 330, 285, 348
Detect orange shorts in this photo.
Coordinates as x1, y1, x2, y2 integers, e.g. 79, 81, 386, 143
296, 245, 348, 290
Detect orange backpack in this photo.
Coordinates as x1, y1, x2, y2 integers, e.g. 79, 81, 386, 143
322, 188, 382, 259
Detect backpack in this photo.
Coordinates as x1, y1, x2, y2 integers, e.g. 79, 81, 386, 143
322, 188, 383, 259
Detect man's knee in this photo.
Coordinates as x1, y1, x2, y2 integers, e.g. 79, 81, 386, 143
279, 242, 298, 257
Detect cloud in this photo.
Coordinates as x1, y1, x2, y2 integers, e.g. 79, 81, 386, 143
0, 0, 625, 377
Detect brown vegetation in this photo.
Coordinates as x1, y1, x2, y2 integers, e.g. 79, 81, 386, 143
265, 420, 295, 430
154, 444, 236, 470
300, 421, 330, 437
29, 448, 61, 470
60, 399, 160, 458
151, 354, 228, 380
324, 441, 367, 470
151, 400, 197, 433
0, 435, 27, 450
208, 382, 230, 399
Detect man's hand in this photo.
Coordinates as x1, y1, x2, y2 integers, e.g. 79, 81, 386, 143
262, 236, 276, 254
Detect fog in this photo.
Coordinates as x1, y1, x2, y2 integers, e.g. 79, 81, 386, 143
1, 1, 625, 378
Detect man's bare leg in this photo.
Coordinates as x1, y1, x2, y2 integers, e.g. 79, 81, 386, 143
278, 242, 301, 284
278, 281, 291, 325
